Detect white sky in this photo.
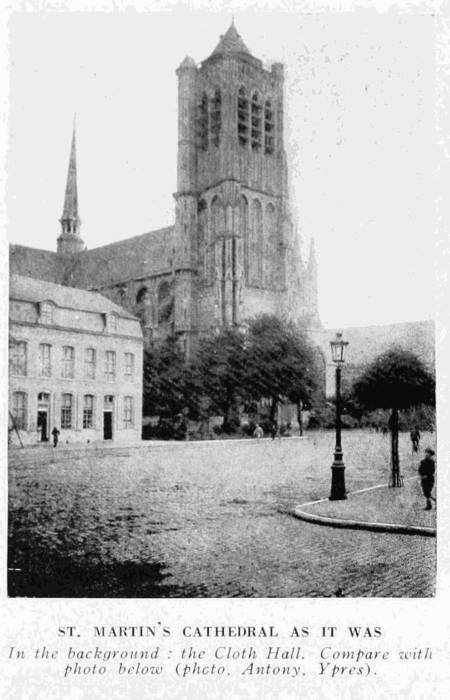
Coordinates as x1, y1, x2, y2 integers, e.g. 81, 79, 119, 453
5, 1, 437, 329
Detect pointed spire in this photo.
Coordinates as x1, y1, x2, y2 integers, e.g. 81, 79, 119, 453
306, 237, 320, 326
211, 21, 251, 57
57, 119, 85, 255
62, 119, 79, 221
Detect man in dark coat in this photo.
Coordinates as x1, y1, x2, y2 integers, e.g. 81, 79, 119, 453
51, 426, 60, 448
418, 447, 436, 510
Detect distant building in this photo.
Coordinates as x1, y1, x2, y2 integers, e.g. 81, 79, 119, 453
312, 320, 435, 397
9, 275, 143, 445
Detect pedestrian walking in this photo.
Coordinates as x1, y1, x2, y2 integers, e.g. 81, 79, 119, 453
418, 447, 436, 510
51, 426, 60, 448
253, 424, 264, 439
270, 420, 278, 440
410, 426, 421, 453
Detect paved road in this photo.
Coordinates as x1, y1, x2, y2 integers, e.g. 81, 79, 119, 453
8, 431, 436, 597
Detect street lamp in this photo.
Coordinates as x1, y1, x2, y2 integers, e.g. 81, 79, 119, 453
329, 332, 349, 501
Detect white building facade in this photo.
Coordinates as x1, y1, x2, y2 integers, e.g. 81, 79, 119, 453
9, 275, 143, 445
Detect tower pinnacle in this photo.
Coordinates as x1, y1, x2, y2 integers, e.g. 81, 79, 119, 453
57, 119, 85, 255
307, 237, 320, 325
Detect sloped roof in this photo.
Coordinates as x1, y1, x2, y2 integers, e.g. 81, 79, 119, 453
10, 244, 64, 284
10, 274, 138, 320
204, 22, 262, 68
211, 22, 251, 57
78, 225, 174, 289
330, 320, 435, 369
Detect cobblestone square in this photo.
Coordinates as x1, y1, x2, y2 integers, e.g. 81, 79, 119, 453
8, 430, 436, 598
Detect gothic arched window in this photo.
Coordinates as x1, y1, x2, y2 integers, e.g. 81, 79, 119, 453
250, 199, 263, 284
237, 86, 249, 147
264, 100, 274, 155
197, 92, 209, 151
239, 196, 249, 281
210, 196, 224, 279
157, 281, 174, 325
197, 199, 207, 278
251, 92, 262, 151
210, 89, 222, 147
136, 286, 148, 304
265, 203, 276, 286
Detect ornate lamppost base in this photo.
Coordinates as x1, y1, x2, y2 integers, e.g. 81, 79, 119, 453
329, 462, 347, 501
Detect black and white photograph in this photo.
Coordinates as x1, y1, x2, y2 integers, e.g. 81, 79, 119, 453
1, 0, 449, 697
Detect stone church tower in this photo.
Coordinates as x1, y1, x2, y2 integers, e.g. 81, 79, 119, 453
173, 22, 318, 350
10, 23, 319, 353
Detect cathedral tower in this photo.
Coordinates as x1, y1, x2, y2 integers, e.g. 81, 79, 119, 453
57, 122, 85, 256
174, 22, 307, 345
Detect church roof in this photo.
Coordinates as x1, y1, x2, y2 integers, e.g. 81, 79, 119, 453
204, 21, 262, 68
10, 224, 175, 292
10, 244, 64, 284
10, 274, 138, 320
211, 21, 251, 57
78, 225, 175, 289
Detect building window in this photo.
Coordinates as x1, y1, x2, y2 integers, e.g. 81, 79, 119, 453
107, 314, 118, 332
39, 343, 52, 377
251, 92, 262, 151
61, 393, 73, 429
84, 348, 96, 379
83, 395, 94, 429
9, 340, 27, 376
62, 346, 75, 378
197, 92, 209, 151
124, 352, 135, 378
11, 391, 27, 430
264, 100, 274, 154
123, 396, 134, 429
210, 88, 222, 147
105, 351, 116, 381
237, 86, 249, 146
136, 286, 148, 304
40, 302, 54, 324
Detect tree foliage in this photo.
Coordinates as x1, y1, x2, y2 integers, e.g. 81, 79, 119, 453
244, 315, 321, 415
142, 335, 189, 418
352, 347, 435, 486
142, 316, 323, 437
193, 327, 247, 429
352, 347, 435, 411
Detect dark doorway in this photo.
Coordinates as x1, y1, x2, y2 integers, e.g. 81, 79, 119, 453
103, 412, 112, 440
37, 411, 48, 442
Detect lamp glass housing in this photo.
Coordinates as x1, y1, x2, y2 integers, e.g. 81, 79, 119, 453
330, 332, 348, 363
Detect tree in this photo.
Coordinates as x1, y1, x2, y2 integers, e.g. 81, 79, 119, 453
143, 335, 189, 420
244, 315, 321, 424
192, 327, 247, 432
352, 347, 435, 486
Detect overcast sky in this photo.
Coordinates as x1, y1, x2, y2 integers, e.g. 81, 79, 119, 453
5, 2, 437, 329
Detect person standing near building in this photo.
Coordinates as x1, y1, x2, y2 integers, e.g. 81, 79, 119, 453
51, 426, 60, 448
253, 424, 264, 439
418, 447, 436, 510
410, 426, 421, 453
